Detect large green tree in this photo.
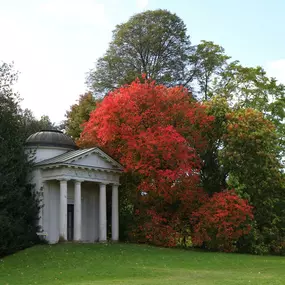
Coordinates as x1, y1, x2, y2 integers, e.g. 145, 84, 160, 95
0, 62, 40, 257
21, 109, 57, 138
214, 63, 285, 153
194, 42, 285, 253
222, 108, 285, 254
193, 41, 285, 194
204, 96, 285, 254
201, 96, 229, 195
87, 9, 193, 95
190, 40, 230, 100
192, 41, 285, 135
65, 92, 99, 140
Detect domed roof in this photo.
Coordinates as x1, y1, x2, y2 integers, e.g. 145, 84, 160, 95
25, 130, 78, 150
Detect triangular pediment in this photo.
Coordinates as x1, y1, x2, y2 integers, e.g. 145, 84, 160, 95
70, 149, 122, 170
36, 147, 123, 172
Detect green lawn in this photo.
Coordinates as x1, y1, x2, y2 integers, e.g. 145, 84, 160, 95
0, 243, 284, 285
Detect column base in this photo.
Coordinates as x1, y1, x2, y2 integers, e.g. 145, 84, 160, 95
58, 235, 67, 243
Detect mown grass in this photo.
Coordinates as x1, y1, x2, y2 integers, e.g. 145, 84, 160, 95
0, 243, 284, 285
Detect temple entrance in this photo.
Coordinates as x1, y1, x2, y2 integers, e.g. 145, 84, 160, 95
67, 204, 74, 241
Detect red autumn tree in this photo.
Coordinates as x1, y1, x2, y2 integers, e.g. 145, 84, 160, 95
79, 79, 214, 245
191, 190, 254, 252
79, 80, 214, 185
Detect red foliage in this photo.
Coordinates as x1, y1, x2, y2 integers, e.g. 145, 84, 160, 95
79, 79, 214, 161
79, 79, 252, 250
122, 125, 197, 177
131, 209, 181, 247
79, 78, 214, 200
191, 190, 254, 252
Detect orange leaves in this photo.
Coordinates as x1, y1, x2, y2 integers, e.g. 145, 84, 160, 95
79, 79, 213, 183
123, 126, 198, 177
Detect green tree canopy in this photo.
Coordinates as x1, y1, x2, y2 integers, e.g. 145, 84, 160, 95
21, 109, 57, 138
190, 40, 230, 100
87, 9, 192, 95
0, 62, 39, 257
65, 92, 99, 140
191, 41, 284, 155
221, 108, 285, 254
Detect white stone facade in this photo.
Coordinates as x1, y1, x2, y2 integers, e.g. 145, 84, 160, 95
26, 140, 123, 244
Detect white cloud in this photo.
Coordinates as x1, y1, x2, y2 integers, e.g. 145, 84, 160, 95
1, 0, 153, 124
0, 0, 112, 124
40, 0, 108, 26
265, 59, 285, 85
136, 0, 149, 10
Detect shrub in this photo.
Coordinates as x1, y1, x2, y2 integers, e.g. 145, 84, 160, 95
191, 190, 253, 252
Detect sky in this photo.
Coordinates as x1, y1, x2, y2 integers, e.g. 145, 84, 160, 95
1, 0, 285, 123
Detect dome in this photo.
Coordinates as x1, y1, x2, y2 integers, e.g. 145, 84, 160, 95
25, 130, 78, 150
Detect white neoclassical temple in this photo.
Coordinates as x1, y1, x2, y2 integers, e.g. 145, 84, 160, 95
25, 130, 123, 244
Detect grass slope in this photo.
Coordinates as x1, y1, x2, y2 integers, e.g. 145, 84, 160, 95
0, 243, 284, 285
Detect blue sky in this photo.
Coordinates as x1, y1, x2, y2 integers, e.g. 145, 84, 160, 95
1, 0, 284, 123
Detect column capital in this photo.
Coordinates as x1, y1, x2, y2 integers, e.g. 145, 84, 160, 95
75, 179, 84, 183
58, 178, 70, 182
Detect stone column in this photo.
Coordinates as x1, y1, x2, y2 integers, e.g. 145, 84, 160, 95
74, 180, 82, 241
59, 179, 68, 240
39, 181, 46, 229
99, 183, 107, 242
112, 184, 119, 241
41, 181, 48, 231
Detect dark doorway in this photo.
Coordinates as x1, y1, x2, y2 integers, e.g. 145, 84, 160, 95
67, 204, 74, 241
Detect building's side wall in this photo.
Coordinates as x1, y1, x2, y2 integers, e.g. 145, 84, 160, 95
29, 168, 44, 231
26, 147, 69, 163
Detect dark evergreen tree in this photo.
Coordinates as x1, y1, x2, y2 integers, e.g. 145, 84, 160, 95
0, 62, 40, 257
